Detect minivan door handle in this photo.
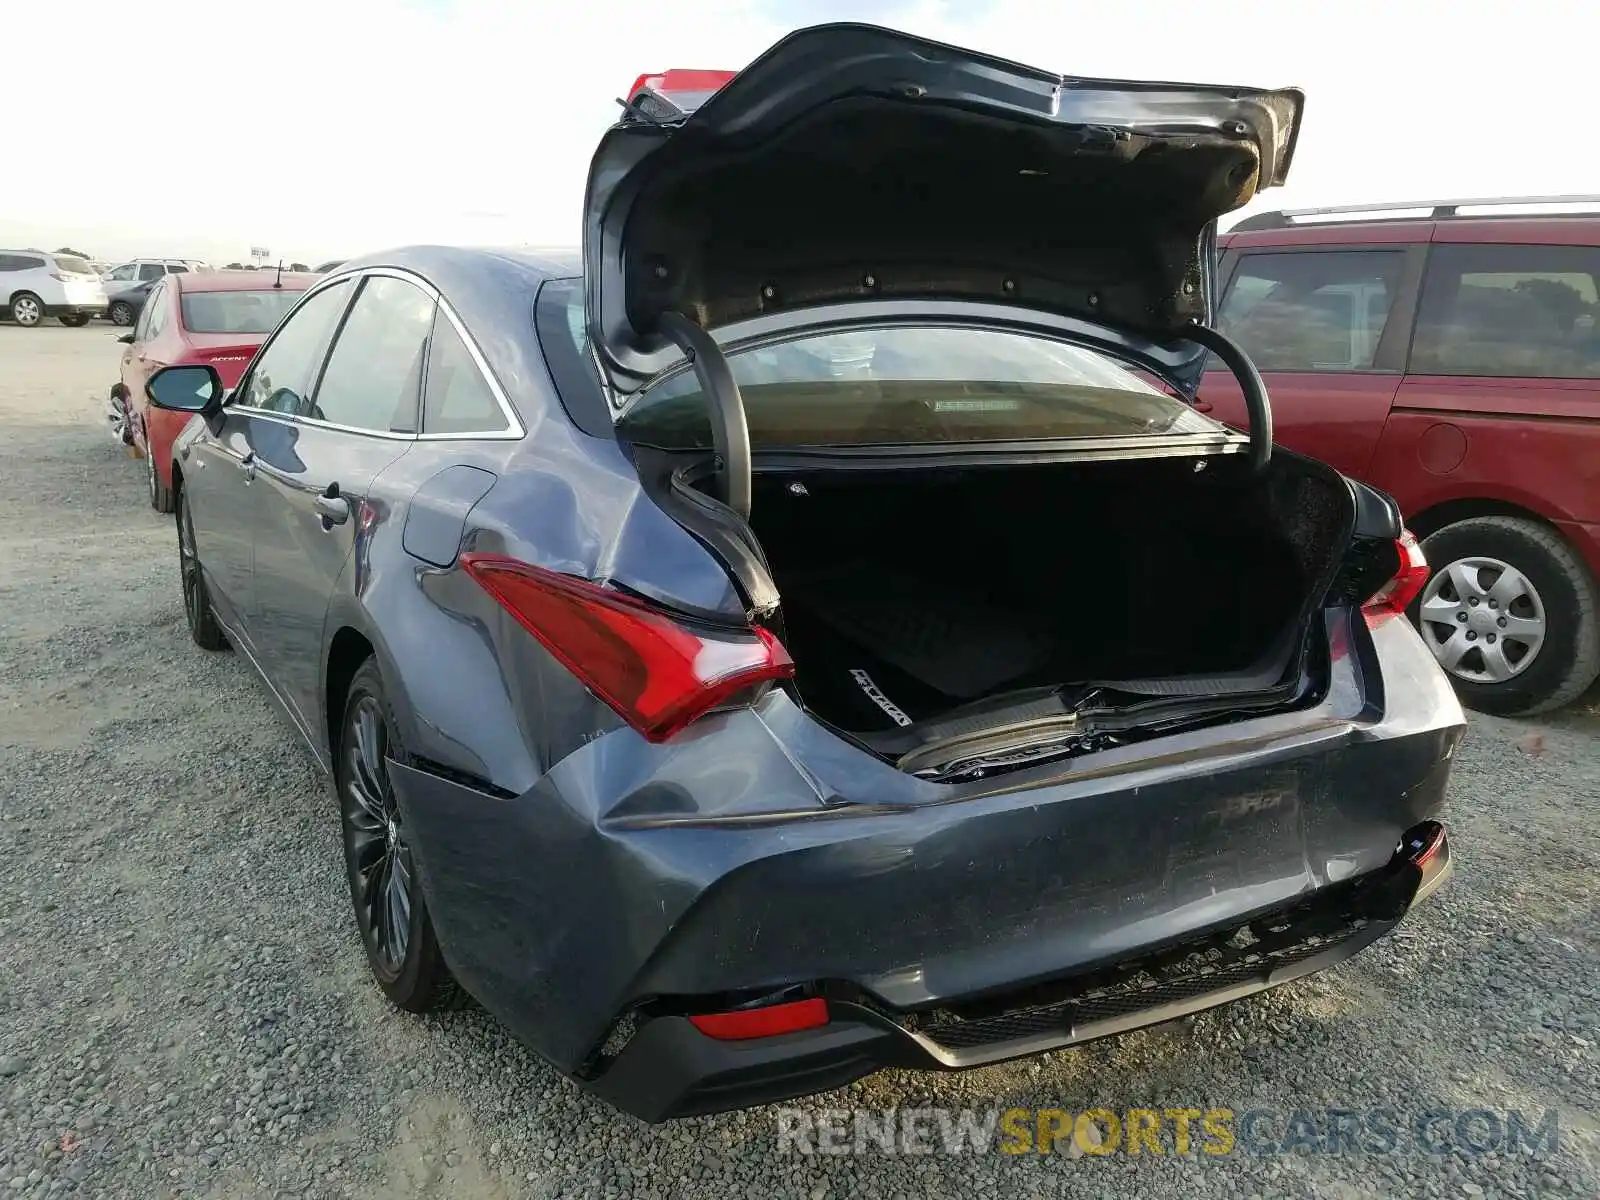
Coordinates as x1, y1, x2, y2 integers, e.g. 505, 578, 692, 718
314, 484, 350, 528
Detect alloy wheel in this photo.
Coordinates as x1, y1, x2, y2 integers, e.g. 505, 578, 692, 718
110, 303, 132, 326
1417, 555, 1547, 684
178, 496, 202, 628
342, 696, 413, 975
12, 296, 41, 326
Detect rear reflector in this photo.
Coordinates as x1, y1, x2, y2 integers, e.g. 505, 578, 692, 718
1363, 530, 1429, 618
689, 997, 829, 1040
459, 553, 793, 743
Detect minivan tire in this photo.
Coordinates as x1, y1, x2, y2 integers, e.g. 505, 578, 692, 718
1414, 516, 1600, 716
10, 293, 43, 326
109, 301, 134, 326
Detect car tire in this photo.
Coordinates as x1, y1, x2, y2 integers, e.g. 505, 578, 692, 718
336, 659, 467, 1014
147, 442, 174, 513
58, 313, 89, 327
176, 486, 228, 651
1413, 516, 1600, 716
10, 292, 43, 327
109, 302, 134, 327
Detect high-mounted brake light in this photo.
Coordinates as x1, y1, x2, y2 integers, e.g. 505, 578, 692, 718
459, 553, 793, 743
1363, 530, 1429, 620
689, 997, 829, 1040
626, 68, 738, 106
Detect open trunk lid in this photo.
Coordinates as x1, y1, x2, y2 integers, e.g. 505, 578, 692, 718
582, 22, 1304, 398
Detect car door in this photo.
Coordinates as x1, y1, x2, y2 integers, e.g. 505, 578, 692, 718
183, 278, 357, 644
1197, 246, 1422, 479
249, 271, 433, 727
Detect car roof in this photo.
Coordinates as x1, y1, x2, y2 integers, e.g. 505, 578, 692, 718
172, 270, 323, 293
331, 244, 581, 283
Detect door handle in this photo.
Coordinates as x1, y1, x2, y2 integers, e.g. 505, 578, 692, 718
239, 453, 256, 481
314, 486, 350, 528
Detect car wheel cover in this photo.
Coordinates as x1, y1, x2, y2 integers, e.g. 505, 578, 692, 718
342, 695, 413, 976
1417, 555, 1547, 683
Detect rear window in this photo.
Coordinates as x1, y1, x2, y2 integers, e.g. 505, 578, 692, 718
52, 256, 95, 276
615, 324, 1223, 450
180, 290, 305, 335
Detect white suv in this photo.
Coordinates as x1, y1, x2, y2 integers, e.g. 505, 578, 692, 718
101, 258, 208, 287
0, 251, 109, 326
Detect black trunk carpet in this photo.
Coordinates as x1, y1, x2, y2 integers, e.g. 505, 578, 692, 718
779, 559, 1059, 700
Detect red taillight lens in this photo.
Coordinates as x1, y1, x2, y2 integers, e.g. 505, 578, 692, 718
1363, 530, 1429, 619
689, 997, 829, 1040
626, 68, 737, 103
459, 553, 793, 743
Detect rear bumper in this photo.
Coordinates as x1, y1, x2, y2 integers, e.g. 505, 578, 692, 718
389, 609, 1465, 1121
593, 824, 1451, 1121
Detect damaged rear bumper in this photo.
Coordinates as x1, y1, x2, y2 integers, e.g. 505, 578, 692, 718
592, 823, 1450, 1121
388, 610, 1464, 1122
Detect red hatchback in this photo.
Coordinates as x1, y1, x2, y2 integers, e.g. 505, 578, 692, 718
1203, 197, 1600, 715
114, 270, 318, 512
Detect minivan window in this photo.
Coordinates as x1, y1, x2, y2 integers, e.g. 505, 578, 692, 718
618, 324, 1223, 450
1219, 251, 1403, 371
1411, 243, 1600, 379
138, 263, 165, 282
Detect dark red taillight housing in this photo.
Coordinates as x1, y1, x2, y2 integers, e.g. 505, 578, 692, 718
1363, 530, 1429, 622
460, 554, 793, 743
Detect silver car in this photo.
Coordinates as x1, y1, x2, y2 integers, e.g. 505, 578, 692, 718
0, 250, 108, 326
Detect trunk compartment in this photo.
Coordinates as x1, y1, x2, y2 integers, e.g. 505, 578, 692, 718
740, 450, 1352, 759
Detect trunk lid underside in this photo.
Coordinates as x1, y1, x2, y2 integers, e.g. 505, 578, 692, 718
583, 22, 1304, 394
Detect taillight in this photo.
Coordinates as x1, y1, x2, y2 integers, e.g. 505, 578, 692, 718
1363, 530, 1429, 619
624, 68, 736, 104
459, 553, 793, 742
688, 997, 829, 1040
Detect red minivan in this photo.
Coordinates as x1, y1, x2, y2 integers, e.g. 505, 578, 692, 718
113, 270, 318, 514
1201, 197, 1600, 715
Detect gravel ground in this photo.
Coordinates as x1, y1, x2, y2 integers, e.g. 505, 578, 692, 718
1, 324, 1597, 1200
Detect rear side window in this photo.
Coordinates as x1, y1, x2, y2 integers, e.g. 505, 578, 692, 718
422, 314, 509, 434
311, 276, 435, 433
619, 324, 1225, 450
1219, 251, 1404, 371
1411, 243, 1600, 379
0, 254, 45, 272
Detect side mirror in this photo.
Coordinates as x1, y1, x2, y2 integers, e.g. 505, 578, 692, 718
147, 364, 224, 415
117, 332, 135, 344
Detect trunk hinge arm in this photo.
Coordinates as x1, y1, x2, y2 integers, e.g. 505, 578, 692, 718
1183, 324, 1274, 473
656, 311, 753, 519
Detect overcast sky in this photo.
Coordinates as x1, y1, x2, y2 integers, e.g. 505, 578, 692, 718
1, 0, 1586, 265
